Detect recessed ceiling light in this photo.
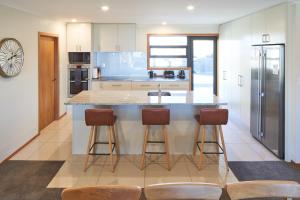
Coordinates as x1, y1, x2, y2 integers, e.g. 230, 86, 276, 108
101, 5, 110, 11
162, 21, 167, 26
187, 5, 195, 11
71, 19, 77, 22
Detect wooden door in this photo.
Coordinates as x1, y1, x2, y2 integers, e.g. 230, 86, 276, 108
39, 34, 58, 131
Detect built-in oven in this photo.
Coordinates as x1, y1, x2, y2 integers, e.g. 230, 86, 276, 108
68, 52, 90, 64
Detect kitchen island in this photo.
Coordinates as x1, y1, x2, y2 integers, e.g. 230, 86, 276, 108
66, 90, 227, 154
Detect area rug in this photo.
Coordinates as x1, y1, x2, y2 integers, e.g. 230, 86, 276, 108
228, 161, 300, 182
0, 160, 64, 200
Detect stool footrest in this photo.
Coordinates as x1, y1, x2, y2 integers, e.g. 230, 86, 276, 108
88, 142, 116, 155
196, 141, 224, 155
145, 151, 166, 154
147, 141, 165, 144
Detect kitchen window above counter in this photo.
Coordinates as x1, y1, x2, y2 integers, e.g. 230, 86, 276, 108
148, 35, 188, 69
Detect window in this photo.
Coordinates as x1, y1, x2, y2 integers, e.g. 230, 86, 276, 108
148, 35, 188, 69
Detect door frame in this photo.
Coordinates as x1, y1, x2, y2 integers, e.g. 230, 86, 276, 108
38, 32, 59, 132
187, 36, 218, 94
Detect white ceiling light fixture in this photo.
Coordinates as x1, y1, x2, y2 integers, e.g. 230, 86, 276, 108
187, 5, 195, 11
162, 21, 167, 26
71, 19, 77, 22
101, 5, 110, 11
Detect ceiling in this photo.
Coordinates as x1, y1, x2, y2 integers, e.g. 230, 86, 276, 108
0, 0, 287, 24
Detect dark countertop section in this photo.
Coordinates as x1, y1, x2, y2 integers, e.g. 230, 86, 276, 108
92, 76, 189, 82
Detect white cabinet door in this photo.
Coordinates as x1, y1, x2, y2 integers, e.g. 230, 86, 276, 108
265, 4, 287, 44
93, 24, 101, 52
132, 82, 159, 90
99, 24, 118, 52
218, 23, 232, 103
91, 81, 102, 90
67, 23, 80, 52
251, 11, 266, 45
118, 24, 136, 51
160, 82, 189, 90
67, 23, 91, 52
101, 81, 132, 90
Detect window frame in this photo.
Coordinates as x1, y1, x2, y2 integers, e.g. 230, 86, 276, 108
147, 34, 218, 70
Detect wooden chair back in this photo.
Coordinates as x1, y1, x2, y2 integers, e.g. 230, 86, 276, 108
61, 185, 142, 200
226, 180, 300, 200
144, 182, 222, 200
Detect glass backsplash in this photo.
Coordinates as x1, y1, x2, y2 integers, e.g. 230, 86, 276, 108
94, 52, 148, 76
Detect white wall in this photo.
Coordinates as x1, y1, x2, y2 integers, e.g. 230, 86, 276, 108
0, 5, 67, 162
136, 24, 219, 52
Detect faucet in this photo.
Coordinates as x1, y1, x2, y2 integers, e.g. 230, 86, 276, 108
158, 83, 162, 94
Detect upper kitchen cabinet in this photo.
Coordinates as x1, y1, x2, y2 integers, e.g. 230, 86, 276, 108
67, 23, 92, 52
93, 23, 136, 52
118, 24, 136, 51
251, 4, 287, 45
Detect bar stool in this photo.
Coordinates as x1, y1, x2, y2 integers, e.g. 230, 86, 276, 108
84, 109, 119, 172
193, 108, 229, 171
140, 108, 171, 171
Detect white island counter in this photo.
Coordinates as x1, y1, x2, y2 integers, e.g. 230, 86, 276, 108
66, 90, 227, 154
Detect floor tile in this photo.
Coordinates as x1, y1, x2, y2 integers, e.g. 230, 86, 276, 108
98, 161, 144, 187
145, 162, 191, 185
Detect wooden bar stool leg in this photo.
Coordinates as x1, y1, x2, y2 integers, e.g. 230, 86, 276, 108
198, 125, 206, 169
108, 126, 115, 172
92, 126, 98, 158
140, 125, 149, 170
218, 125, 229, 171
193, 123, 200, 156
212, 126, 219, 154
84, 126, 95, 172
112, 124, 120, 156
163, 125, 171, 171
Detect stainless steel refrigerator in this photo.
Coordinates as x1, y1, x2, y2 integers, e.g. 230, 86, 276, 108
250, 44, 285, 159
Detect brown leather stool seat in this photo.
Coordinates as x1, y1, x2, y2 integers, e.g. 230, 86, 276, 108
194, 108, 228, 125
85, 109, 117, 126
84, 109, 119, 173
193, 108, 229, 171
142, 108, 170, 125
140, 108, 171, 171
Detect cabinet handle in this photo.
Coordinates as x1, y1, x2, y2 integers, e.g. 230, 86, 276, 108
223, 70, 227, 80
169, 84, 179, 87
262, 34, 270, 43
140, 85, 150, 87
111, 84, 122, 87
238, 75, 243, 87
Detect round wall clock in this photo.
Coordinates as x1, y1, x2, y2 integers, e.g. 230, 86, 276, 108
0, 38, 24, 77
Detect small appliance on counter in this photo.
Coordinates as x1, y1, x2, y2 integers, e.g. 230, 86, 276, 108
177, 70, 186, 79
92, 68, 101, 79
148, 70, 154, 78
163, 70, 175, 79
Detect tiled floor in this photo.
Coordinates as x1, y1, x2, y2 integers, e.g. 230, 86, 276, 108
10, 114, 278, 189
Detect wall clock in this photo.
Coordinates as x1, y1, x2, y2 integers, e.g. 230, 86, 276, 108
0, 38, 24, 77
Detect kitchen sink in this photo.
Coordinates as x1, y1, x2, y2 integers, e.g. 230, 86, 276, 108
147, 92, 171, 96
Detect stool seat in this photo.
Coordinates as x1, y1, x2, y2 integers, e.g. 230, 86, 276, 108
195, 108, 228, 125
142, 108, 170, 125
85, 109, 117, 126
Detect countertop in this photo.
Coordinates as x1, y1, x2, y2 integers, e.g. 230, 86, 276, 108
66, 90, 226, 106
92, 76, 189, 82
